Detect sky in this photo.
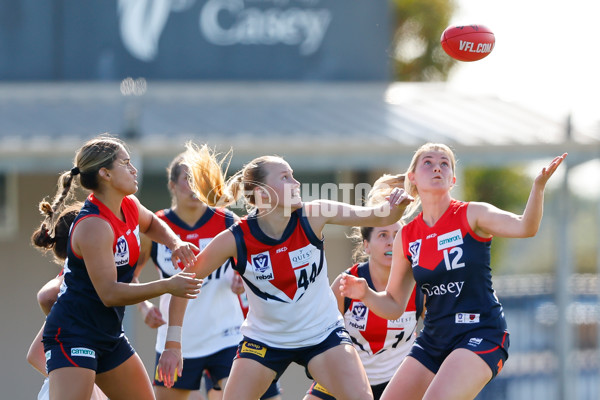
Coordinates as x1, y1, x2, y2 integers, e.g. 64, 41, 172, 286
447, 0, 600, 198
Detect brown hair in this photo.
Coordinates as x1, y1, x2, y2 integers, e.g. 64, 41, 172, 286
36, 134, 125, 240
31, 202, 83, 264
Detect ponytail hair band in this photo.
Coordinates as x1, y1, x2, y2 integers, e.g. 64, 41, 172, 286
71, 167, 80, 176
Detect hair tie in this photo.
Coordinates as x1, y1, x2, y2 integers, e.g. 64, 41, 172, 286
71, 166, 80, 176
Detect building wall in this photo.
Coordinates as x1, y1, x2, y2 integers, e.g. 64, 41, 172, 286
0, 173, 354, 399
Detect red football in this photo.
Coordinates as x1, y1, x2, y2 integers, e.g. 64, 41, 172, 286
440, 25, 495, 62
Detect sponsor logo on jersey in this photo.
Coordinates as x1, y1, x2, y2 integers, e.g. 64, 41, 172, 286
276, 246, 287, 253
199, 238, 212, 251
45, 350, 51, 361
437, 229, 463, 251
71, 348, 96, 358
421, 281, 464, 298
114, 236, 130, 266
314, 383, 333, 395
241, 341, 267, 358
408, 239, 422, 268
468, 337, 483, 347
456, 313, 480, 324
251, 251, 273, 280
426, 233, 437, 239
289, 245, 314, 269
388, 311, 417, 328
187, 233, 199, 240
348, 302, 368, 330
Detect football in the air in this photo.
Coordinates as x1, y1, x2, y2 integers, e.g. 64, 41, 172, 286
440, 25, 495, 62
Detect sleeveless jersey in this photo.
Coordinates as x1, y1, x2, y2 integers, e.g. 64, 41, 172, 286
151, 207, 244, 358
343, 262, 422, 385
230, 207, 343, 348
44, 194, 140, 348
402, 200, 506, 341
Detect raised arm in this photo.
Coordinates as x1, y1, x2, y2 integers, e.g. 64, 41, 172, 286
157, 229, 238, 388
339, 227, 415, 319
306, 187, 413, 234
469, 153, 567, 238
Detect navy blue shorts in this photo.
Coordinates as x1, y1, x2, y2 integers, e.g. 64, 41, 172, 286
409, 328, 509, 379
306, 380, 387, 400
235, 327, 352, 381
44, 335, 135, 374
153, 346, 237, 390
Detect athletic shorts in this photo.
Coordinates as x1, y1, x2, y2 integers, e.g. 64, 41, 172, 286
306, 380, 387, 400
153, 346, 237, 390
44, 335, 135, 374
235, 327, 353, 381
408, 328, 509, 379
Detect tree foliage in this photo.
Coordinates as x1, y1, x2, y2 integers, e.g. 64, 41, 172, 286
390, 0, 456, 81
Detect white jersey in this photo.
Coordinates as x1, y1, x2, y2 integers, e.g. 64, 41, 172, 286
151, 208, 244, 358
230, 208, 343, 348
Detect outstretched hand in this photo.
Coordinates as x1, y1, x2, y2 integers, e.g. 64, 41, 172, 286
167, 272, 202, 299
535, 153, 568, 186
339, 274, 368, 300
170, 240, 200, 270
387, 187, 414, 209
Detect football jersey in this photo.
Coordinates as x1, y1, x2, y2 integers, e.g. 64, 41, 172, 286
151, 207, 244, 358
44, 194, 140, 348
402, 200, 506, 341
230, 207, 343, 348
343, 262, 422, 385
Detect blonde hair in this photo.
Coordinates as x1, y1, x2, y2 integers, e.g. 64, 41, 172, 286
404, 143, 456, 216
350, 173, 406, 262
37, 134, 125, 238
182, 143, 234, 207
182, 142, 285, 211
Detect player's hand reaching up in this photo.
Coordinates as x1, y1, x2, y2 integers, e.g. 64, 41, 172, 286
534, 153, 567, 187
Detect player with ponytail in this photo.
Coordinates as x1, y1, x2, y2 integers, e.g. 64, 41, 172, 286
304, 174, 423, 400
40, 134, 202, 400
136, 146, 280, 400
158, 144, 413, 400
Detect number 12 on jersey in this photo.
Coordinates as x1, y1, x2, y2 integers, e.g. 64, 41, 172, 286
443, 247, 465, 271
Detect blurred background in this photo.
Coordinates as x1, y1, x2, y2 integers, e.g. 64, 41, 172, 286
0, 0, 598, 399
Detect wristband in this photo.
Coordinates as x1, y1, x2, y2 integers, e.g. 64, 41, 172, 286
166, 326, 182, 343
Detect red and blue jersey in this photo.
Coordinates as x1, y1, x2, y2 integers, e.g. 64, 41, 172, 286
343, 262, 422, 385
230, 207, 343, 348
150, 207, 243, 357
402, 200, 506, 340
44, 194, 140, 348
